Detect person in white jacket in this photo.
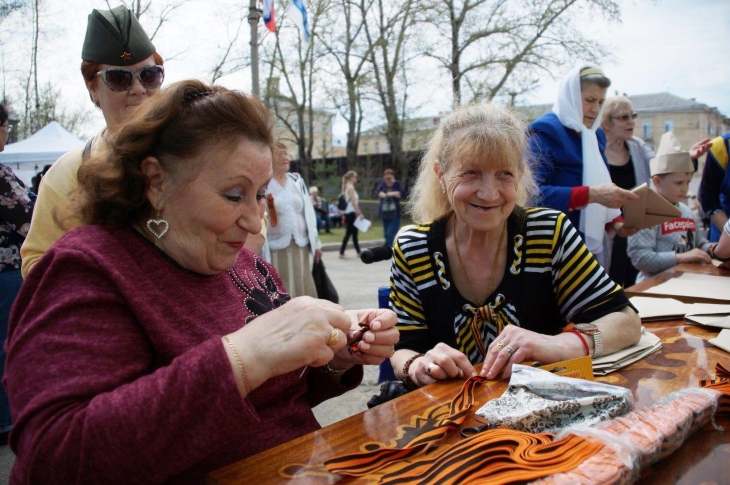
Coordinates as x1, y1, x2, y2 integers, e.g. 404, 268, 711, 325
265, 142, 322, 297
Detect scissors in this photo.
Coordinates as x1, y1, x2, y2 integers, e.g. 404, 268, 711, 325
460, 422, 496, 438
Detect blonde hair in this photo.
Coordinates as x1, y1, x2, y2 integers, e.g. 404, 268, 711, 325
341, 170, 357, 194
600, 96, 634, 131
409, 103, 537, 223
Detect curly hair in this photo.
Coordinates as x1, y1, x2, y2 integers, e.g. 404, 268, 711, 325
69, 79, 274, 227
408, 102, 538, 224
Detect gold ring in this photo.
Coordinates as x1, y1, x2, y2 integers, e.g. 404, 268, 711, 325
327, 329, 340, 346
505, 345, 516, 357
496, 341, 506, 350
389, 348, 396, 358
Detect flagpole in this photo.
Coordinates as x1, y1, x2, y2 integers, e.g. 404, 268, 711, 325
248, 0, 261, 98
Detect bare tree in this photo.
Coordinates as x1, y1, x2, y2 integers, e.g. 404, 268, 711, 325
106, 0, 191, 40
22, 0, 41, 137
318, 0, 374, 168
358, 0, 424, 183
263, 0, 329, 182
209, 3, 250, 84
424, 0, 619, 107
0, 0, 25, 25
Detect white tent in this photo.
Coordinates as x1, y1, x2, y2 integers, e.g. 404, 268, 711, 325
0, 121, 84, 187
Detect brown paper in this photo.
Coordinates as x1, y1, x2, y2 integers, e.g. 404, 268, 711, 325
623, 183, 681, 230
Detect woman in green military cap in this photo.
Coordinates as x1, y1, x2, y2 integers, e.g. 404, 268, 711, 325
20, 5, 165, 277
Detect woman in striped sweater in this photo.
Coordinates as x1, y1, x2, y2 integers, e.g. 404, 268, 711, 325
389, 103, 641, 387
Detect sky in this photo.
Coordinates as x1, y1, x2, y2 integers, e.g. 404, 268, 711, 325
1, 0, 728, 139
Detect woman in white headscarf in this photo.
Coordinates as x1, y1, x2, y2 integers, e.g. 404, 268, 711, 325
528, 66, 639, 270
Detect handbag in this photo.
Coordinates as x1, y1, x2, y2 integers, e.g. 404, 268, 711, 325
312, 259, 339, 304
381, 197, 397, 220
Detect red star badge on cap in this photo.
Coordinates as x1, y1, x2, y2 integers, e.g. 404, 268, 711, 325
120, 51, 132, 62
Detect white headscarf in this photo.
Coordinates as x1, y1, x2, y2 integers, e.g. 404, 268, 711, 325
552, 65, 619, 265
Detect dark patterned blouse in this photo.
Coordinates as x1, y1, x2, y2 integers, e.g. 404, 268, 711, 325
0, 165, 34, 272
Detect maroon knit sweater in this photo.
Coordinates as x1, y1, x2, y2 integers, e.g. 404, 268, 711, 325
4, 225, 362, 484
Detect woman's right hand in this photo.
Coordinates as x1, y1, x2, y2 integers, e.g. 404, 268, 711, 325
588, 183, 639, 209
399, 343, 476, 388
225, 297, 351, 392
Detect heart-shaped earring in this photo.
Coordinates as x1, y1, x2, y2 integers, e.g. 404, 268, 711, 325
146, 212, 169, 239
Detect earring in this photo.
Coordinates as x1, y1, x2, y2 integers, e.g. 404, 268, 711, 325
441, 185, 446, 194
146, 211, 169, 239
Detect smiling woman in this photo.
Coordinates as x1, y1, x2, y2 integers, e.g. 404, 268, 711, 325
3, 80, 400, 484
388, 102, 641, 391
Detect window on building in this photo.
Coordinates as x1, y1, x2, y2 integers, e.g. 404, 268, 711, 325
322, 122, 328, 133
375, 142, 380, 153
708, 122, 714, 136
304, 122, 309, 132
643, 122, 652, 140
363, 142, 369, 152
664, 120, 674, 132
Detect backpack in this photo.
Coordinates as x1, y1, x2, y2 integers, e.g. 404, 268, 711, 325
337, 193, 348, 211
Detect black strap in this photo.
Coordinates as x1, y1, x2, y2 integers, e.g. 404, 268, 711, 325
82, 137, 94, 162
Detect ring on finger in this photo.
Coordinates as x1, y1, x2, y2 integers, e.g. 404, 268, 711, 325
426, 363, 435, 376
327, 329, 340, 347
505, 345, 516, 357
496, 341, 506, 350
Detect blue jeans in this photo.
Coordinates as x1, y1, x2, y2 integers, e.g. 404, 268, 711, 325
382, 217, 401, 247
0, 269, 22, 433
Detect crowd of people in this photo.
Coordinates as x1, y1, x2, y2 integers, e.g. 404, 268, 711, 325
0, 5, 729, 485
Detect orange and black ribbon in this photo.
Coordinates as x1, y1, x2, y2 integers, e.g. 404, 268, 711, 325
266, 194, 277, 227
324, 376, 486, 476
700, 362, 730, 416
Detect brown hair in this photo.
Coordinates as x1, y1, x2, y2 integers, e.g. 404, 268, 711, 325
410, 102, 537, 223
71, 79, 274, 227
383, 168, 395, 177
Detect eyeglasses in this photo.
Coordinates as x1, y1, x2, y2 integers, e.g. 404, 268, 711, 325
95, 65, 165, 92
1, 123, 11, 133
612, 112, 638, 122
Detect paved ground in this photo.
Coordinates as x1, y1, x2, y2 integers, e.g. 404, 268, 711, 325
0, 236, 392, 481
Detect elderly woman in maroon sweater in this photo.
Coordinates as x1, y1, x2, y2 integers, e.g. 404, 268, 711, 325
3, 80, 398, 485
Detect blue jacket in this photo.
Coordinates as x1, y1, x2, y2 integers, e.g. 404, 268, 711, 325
527, 112, 608, 229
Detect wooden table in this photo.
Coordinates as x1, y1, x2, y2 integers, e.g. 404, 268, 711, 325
208, 320, 730, 485
625, 262, 730, 303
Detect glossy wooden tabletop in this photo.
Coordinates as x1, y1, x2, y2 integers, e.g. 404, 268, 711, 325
207, 320, 730, 485
625, 262, 730, 303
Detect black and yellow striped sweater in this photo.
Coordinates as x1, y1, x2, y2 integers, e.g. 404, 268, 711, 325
390, 207, 632, 364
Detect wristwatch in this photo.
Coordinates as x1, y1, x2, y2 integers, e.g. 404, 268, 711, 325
574, 323, 603, 358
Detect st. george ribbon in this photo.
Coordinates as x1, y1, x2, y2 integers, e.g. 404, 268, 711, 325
360, 246, 393, 264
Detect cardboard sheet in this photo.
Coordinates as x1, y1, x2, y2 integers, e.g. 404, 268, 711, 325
623, 183, 682, 230
641, 273, 730, 302
708, 329, 730, 353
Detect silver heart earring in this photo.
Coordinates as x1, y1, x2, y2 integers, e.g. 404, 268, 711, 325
146, 211, 170, 239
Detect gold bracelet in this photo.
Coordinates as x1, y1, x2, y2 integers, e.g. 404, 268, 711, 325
223, 335, 251, 395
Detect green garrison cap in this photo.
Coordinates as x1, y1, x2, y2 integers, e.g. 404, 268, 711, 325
81, 6, 155, 65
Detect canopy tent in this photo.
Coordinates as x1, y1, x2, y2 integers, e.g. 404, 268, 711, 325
0, 121, 84, 164
0, 121, 85, 188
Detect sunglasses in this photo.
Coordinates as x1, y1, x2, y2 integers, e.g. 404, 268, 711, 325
95, 65, 165, 92
612, 112, 638, 122
0, 123, 11, 133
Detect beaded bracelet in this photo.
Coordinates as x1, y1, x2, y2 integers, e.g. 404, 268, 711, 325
223, 335, 251, 395
401, 353, 425, 389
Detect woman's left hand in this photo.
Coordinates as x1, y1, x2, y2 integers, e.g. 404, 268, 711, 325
330, 309, 399, 368
314, 248, 323, 262
479, 325, 576, 380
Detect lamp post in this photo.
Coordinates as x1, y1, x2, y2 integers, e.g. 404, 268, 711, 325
248, 0, 262, 98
